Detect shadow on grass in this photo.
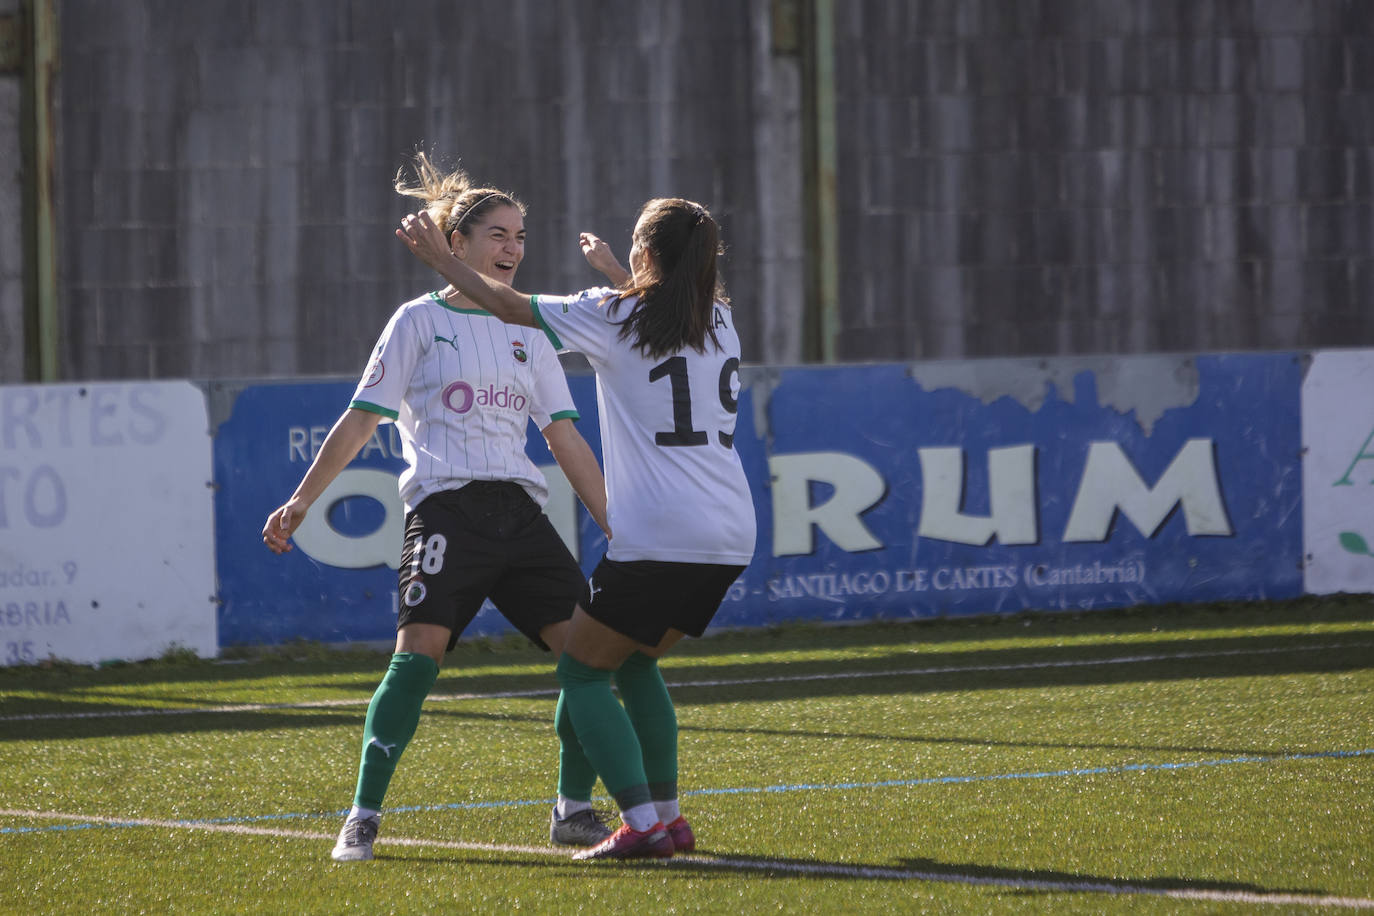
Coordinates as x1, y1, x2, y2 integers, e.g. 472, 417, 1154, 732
375, 847, 1338, 903
886, 855, 1329, 898
2, 598, 1371, 743
665, 850, 1337, 900
6, 594, 1371, 691
688, 593, 1374, 652
663, 630, 1374, 705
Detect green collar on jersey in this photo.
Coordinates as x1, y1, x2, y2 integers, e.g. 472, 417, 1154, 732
429, 291, 489, 316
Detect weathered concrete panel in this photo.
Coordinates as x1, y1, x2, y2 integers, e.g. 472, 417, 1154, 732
0, 0, 21, 382
2, 0, 1371, 380
834, 0, 1374, 361
46, 0, 803, 380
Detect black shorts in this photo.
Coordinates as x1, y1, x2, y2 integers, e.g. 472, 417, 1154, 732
397, 481, 583, 652
579, 557, 747, 647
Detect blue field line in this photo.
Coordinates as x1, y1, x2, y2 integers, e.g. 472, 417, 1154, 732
695, 748, 1374, 796
4, 748, 1371, 837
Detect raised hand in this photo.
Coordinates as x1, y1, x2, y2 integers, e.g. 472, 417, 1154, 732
396, 211, 454, 272
580, 232, 630, 285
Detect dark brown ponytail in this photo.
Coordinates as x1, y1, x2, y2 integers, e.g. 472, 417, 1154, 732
608, 199, 728, 360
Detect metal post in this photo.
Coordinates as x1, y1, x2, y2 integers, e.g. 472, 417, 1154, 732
800, 0, 837, 363
20, 0, 58, 381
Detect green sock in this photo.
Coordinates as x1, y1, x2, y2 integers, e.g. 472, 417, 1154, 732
555, 654, 652, 811
352, 652, 439, 810
555, 689, 599, 802
614, 652, 678, 802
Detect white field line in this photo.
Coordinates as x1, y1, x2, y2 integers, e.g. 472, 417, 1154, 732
0, 808, 552, 856
2, 807, 1371, 909
3, 640, 1370, 724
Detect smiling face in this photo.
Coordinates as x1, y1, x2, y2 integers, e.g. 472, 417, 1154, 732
451, 203, 526, 285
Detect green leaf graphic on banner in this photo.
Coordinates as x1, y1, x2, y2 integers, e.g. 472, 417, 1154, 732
1338, 531, 1372, 556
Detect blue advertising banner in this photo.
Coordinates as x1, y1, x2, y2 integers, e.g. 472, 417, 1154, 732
213, 353, 1303, 647
213, 376, 607, 647
727, 353, 1303, 626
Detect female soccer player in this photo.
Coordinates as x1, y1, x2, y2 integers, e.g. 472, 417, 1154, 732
264, 155, 613, 862
397, 197, 757, 860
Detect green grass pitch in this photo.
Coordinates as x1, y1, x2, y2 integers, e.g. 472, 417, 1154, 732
1, 596, 1371, 913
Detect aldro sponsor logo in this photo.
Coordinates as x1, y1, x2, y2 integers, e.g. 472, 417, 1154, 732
442, 381, 528, 414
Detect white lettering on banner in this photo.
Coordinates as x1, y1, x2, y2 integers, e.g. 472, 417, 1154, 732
896, 569, 929, 591
290, 464, 580, 570
1063, 439, 1232, 541
768, 570, 893, 601
290, 438, 1228, 575
287, 427, 313, 462
917, 445, 1037, 545
1025, 559, 1145, 586
288, 424, 405, 462
931, 564, 1019, 589
763, 561, 1145, 604
773, 438, 1231, 553
769, 452, 885, 556
291, 470, 406, 570
359, 425, 406, 461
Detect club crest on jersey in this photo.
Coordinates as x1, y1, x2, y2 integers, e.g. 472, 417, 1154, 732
363, 357, 385, 388
511, 340, 528, 363
403, 581, 427, 607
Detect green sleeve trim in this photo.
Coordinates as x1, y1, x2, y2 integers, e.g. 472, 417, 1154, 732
531, 297, 564, 349
349, 399, 398, 420
548, 409, 580, 423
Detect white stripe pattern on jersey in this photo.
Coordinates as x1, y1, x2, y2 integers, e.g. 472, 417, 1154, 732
349, 292, 578, 512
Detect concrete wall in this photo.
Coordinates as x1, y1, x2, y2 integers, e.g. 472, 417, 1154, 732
50, 0, 803, 379
834, 0, 1374, 359
0, 0, 22, 382
1, 1, 1372, 380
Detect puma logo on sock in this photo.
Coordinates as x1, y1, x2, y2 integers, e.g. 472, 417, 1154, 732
368, 737, 398, 758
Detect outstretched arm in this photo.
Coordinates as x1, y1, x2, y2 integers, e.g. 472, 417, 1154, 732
396, 211, 537, 327
262, 408, 381, 553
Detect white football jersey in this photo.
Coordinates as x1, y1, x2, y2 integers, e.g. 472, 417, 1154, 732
350, 291, 578, 512
532, 288, 756, 565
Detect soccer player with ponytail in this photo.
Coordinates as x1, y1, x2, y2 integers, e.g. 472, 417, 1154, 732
264, 154, 613, 862
398, 197, 757, 860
